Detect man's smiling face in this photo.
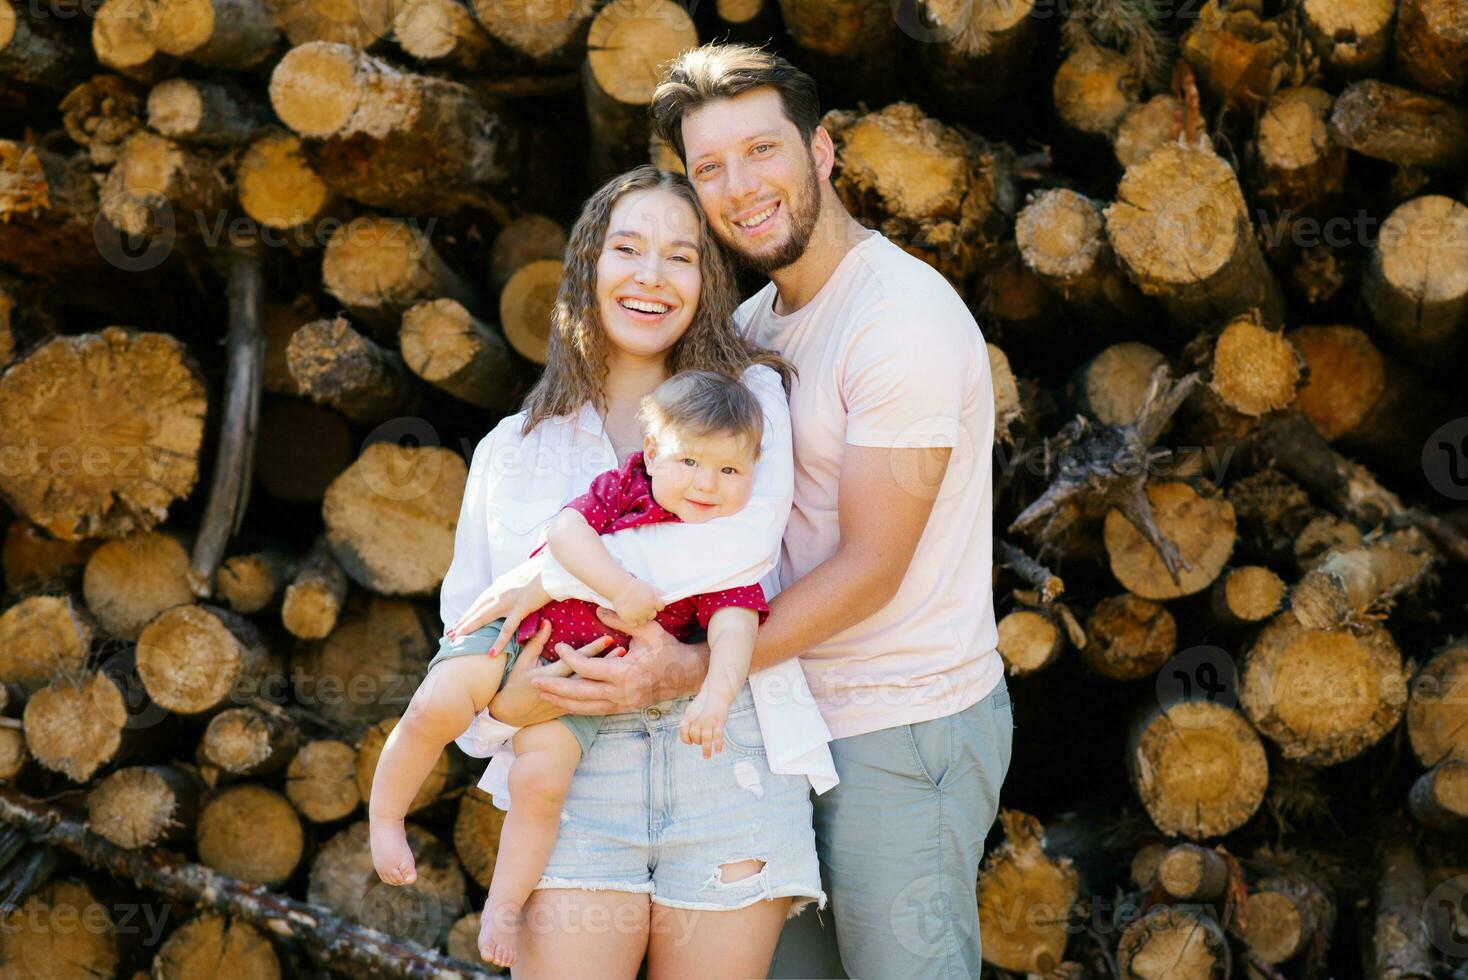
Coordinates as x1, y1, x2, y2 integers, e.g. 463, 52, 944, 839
680, 86, 827, 275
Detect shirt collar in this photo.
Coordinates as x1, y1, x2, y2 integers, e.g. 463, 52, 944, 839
573, 401, 604, 438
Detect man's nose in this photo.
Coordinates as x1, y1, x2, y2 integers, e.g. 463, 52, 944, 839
726, 159, 759, 203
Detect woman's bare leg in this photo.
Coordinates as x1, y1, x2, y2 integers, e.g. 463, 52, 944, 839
478, 721, 583, 967
514, 889, 649, 980
368, 653, 506, 884
648, 876, 792, 980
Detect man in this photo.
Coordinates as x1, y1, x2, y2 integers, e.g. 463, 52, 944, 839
464, 43, 1012, 979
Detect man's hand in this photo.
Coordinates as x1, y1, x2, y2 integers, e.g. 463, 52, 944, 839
445, 558, 552, 657
487, 621, 619, 727
531, 609, 708, 716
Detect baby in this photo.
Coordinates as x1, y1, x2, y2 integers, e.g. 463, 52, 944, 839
369, 370, 770, 967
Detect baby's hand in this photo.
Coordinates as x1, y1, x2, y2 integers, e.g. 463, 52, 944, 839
612, 577, 662, 626
679, 689, 730, 759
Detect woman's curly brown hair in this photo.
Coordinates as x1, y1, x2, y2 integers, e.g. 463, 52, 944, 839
520, 166, 792, 435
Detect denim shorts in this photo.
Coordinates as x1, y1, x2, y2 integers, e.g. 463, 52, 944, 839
536, 684, 825, 915
428, 619, 601, 755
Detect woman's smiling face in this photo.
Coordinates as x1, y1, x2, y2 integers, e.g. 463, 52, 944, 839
596, 188, 703, 361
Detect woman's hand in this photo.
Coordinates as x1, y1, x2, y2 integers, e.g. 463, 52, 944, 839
445, 559, 553, 657
487, 624, 621, 728
530, 610, 708, 716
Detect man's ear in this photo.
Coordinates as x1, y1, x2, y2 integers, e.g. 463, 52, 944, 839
811, 125, 836, 182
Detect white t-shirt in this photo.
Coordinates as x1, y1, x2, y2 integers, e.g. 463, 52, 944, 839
737, 231, 1003, 739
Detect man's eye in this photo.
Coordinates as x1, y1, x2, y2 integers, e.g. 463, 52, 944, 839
753, 143, 773, 154
696, 163, 717, 177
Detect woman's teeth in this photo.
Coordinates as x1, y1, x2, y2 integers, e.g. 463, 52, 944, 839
735, 203, 778, 229
620, 298, 670, 314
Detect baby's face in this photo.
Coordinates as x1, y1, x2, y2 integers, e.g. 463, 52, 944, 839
644, 430, 758, 523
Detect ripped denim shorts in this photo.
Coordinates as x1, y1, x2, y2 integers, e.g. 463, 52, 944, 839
536, 683, 825, 916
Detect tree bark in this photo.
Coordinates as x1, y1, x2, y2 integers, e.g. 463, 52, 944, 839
1408, 760, 1468, 829
1361, 195, 1468, 363
287, 315, 422, 424
775, 0, 903, 104
401, 298, 523, 410
1373, 830, 1434, 980
144, 0, 281, 69
1329, 79, 1468, 171
1394, 0, 1468, 95
1157, 843, 1230, 901
147, 77, 269, 145
914, 0, 1037, 114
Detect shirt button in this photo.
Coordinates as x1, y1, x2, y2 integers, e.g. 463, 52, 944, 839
646, 707, 662, 720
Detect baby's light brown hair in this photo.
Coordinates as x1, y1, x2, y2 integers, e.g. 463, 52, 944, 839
639, 371, 764, 461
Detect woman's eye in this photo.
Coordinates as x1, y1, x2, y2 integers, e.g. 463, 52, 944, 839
668, 253, 692, 263
615, 244, 637, 255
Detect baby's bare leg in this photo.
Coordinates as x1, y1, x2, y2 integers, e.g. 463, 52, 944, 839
369, 653, 506, 885
478, 720, 582, 967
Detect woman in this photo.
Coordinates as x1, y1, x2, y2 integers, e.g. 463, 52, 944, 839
431, 166, 831, 978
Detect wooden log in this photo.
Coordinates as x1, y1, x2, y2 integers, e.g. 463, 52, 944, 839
0, 786, 497, 978
281, 534, 348, 640
1157, 843, 1230, 901
254, 397, 354, 504
1227, 470, 1324, 566
1406, 640, 1468, 767
355, 715, 464, 815
498, 256, 560, 364
1241, 614, 1409, 765
446, 913, 481, 965
0, 879, 120, 977
1106, 143, 1286, 327
320, 215, 480, 335
292, 593, 434, 727
237, 130, 334, 233
393, 0, 493, 69
1104, 480, 1237, 600
0, 718, 25, 781
217, 548, 295, 614
0, 141, 106, 278
1373, 830, 1434, 980
286, 315, 422, 425
1014, 189, 1151, 329
1409, 760, 1468, 829
912, 0, 1037, 113
86, 764, 203, 849
22, 658, 161, 782
0, 0, 91, 93
996, 539, 1063, 603
1244, 868, 1336, 965
323, 443, 468, 596
100, 130, 228, 236
1300, 0, 1395, 79
1291, 529, 1434, 629
979, 247, 1058, 339
581, 0, 697, 180
0, 327, 205, 543
1287, 324, 1386, 442
470, 0, 594, 66
1362, 195, 1468, 362
264, 295, 317, 395
1394, 0, 1468, 95
1180, 0, 1290, 113
154, 913, 282, 979
775, 0, 901, 103
135, 603, 270, 715
269, 41, 519, 213
144, 0, 280, 68
487, 213, 565, 293
823, 102, 1011, 291
1113, 94, 1178, 168
285, 738, 360, 823
267, 0, 397, 48
1070, 342, 1167, 426
2, 521, 98, 596
976, 809, 1080, 975
1205, 313, 1303, 418
996, 608, 1066, 676
82, 532, 195, 642
1209, 565, 1285, 627
60, 74, 145, 167
92, 0, 177, 82
987, 342, 1022, 444
1117, 904, 1231, 978
1053, 44, 1140, 138
452, 786, 503, 890
147, 77, 268, 146
196, 784, 304, 887
1130, 841, 1168, 888
0, 594, 92, 693
1328, 80, 1468, 171
1127, 695, 1268, 839
200, 705, 302, 776
308, 820, 465, 949
1249, 86, 1347, 220
400, 298, 522, 410
1081, 592, 1176, 681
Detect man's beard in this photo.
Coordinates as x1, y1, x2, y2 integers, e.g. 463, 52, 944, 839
723, 158, 822, 276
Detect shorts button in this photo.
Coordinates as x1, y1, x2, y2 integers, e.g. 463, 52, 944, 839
646, 707, 662, 720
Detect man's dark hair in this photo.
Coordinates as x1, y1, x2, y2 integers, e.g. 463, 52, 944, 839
651, 43, 821, 164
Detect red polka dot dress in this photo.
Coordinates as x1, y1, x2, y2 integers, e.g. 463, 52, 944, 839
514, 451, 769, 659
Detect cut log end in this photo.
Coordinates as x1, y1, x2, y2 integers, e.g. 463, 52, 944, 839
1082, 593, 1177, 680
285, 738, 360, 823
154, 914, 282, 980
195, 784, 304, 887
500, 258, 562, 364
1129, 699, 1268, 839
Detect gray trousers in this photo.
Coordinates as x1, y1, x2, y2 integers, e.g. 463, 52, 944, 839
769, 677, 1014, 980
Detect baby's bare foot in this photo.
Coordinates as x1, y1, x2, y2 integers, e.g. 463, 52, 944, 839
369, 817, 417, 885
478, 895, 523, 968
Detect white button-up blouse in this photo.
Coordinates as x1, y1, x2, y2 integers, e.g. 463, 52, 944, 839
439, 364, 837, 804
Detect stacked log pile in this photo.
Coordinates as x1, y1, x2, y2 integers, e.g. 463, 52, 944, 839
0, 0, 1466, 976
